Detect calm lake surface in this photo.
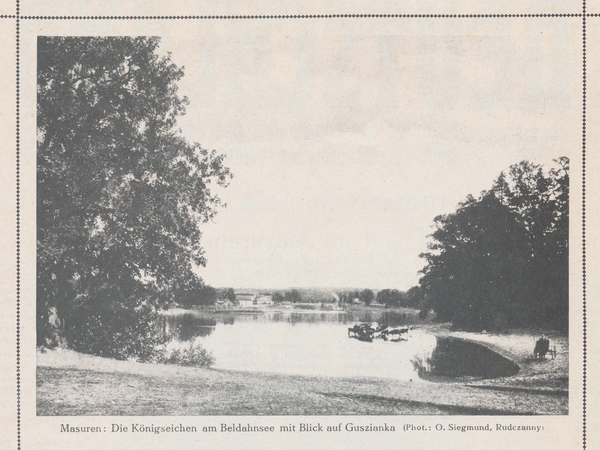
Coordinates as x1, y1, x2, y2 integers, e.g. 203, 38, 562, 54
163, 309, 437, 380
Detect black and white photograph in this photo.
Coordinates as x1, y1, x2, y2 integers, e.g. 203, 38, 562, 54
34, 22, 573, 418
3, 1, 600, 448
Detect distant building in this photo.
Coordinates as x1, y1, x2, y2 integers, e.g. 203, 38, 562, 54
216, 299, 235, 309
235, 292, 257, 307
256, 294, 273, 306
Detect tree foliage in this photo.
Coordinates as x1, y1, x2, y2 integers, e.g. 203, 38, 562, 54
419, 158, 568, 331
37, 37, 232, 357
359, 289, 375, 306
376, 289, 402, 307
404, 286, 424, 309
224, 288, 236, 302
177, 284, 218, 308
284, 289, 302, 304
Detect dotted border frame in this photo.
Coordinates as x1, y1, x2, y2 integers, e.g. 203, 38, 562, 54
14, 3, 590, 449
7, 13, 600, 19
582, 2, 587, 449
15, 2, 20, 450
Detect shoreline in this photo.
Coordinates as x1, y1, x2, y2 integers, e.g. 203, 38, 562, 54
426, 325, 569, 393
37, 325, 568, 416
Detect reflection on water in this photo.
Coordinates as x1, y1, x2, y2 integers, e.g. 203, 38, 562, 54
163, 314, 216, 341
375, 310, 414, 328
162, 309, 436, 380
416, 337, 520, 378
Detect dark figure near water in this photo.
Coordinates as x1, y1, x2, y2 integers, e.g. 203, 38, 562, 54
348, 323, 376, 342
534, 335, 550, 360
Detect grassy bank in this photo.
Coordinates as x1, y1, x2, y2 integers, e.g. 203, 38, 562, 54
37, 325, 568, 416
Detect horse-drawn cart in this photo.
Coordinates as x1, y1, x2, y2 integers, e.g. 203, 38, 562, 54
533, 336, 556, 360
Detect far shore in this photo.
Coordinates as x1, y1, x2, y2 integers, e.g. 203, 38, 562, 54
37, 324, 568, 416
160, 303, 420, 316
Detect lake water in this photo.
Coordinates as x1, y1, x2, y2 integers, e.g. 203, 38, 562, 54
162, 310, 437, 380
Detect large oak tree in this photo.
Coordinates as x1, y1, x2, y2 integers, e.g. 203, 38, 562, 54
419, 158, 568, 331
37, 37, 231, 358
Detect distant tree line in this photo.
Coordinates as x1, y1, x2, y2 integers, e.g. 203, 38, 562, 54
339, 289, 375, 305
272, 289, 302, 304
333, 288, 423, 309
176, 285, 218, 308
418, 158, 569, 332
269, 287, 422, 306
376, 287, 424, 309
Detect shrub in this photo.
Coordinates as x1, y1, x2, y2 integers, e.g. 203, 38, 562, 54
159, 341, 215, 368
58, 296, 215, 368
411, 355, 432, 374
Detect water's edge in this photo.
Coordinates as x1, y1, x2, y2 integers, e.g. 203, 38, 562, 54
417, 336, 520, 380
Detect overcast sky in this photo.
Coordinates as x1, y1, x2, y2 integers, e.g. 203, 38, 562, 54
159, 19, 575, 290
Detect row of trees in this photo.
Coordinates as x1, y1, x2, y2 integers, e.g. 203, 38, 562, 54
176, 286, 219, 308
418, 158, 569, 331
272, 289, 302, 304
37, 37, 232, 359
337, 289, 373, 305
334, 288, 423, 309
376, 287, 424, 309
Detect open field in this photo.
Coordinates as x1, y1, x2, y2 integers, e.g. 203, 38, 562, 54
37, 325, 568, 416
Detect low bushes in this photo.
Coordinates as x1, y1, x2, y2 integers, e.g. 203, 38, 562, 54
157, 341, 215, 368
